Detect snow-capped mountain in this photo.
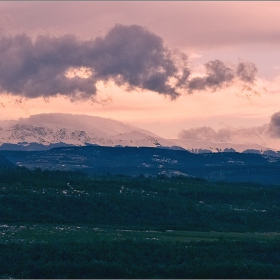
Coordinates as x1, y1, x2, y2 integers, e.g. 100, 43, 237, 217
0, 113, 176, 149
0, 113, 278, 154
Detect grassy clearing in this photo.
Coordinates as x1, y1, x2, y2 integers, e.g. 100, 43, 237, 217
1, 224, 279, 244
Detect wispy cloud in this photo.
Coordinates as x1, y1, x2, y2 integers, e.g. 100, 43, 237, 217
178, 125, 267, 143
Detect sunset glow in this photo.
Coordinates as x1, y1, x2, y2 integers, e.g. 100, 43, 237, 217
0, 1, 279, 143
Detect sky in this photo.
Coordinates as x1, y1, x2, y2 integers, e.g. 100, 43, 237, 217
0, 1, 280, 140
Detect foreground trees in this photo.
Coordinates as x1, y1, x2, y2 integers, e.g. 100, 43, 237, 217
1, 240, 280, 278
0, 166, 279, 278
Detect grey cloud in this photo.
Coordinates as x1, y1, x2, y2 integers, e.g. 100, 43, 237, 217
236, 61, 258, 83
0, 24, 190, 100
267, 111, 280, 137
0, 24, 257, 101
188, 60, 234, 92
179, 111, 280, 142
86, 24, 190, 99
178, 126, 218, 141
178, 126, 236, 142
0, 34, 97, 100
188, 60, 257, 92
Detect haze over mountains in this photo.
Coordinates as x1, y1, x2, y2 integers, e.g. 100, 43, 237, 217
0, 113, 279, 154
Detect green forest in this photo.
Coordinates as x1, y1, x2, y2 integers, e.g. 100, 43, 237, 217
0, 166, 280, 278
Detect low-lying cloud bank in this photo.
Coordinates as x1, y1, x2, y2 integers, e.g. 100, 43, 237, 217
267, 111, 280, 138
0, 24, 258, 101
178, 125, 267, 143
178, 111, 280, 144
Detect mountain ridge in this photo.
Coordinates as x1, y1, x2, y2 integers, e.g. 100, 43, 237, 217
1, 145, 280, 185
0, 113, 278, 154
0, 113, 176, 149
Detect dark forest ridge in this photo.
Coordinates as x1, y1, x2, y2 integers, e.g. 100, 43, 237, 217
1, 145, 280, 185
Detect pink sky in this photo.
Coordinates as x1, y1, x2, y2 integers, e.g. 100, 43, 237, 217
0, 1, 280, 139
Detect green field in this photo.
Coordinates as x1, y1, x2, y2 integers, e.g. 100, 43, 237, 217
1, 224, 280, 244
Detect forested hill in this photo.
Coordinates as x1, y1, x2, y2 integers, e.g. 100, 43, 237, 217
1, 145, 280, 184
0, 165, 279, 232
0, 154, 15, 168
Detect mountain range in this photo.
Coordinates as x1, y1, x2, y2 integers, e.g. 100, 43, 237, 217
0, 113, 174, 150
0, 113, 279, 184
0, 113, 278, 155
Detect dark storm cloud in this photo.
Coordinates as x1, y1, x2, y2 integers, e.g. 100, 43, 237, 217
0, 24, 257, 100
0, 24, 190, 100
188, 60, 257, 92
0, 33, 97, 100
267, 111, 280, 137
86, 24, 191, 99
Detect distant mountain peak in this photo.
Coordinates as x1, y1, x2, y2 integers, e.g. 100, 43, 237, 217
0, 113, 175, 149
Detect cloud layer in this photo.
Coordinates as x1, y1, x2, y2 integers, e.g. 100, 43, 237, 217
179, 111, 280, 145
267, 111, 280, 138
0, 24, 258, 100
188, 60, 257, 92
178, 125, 267, 143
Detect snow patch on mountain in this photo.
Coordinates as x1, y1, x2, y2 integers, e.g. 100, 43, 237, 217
0, 113, 176, 148
0, 113, 279, 153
